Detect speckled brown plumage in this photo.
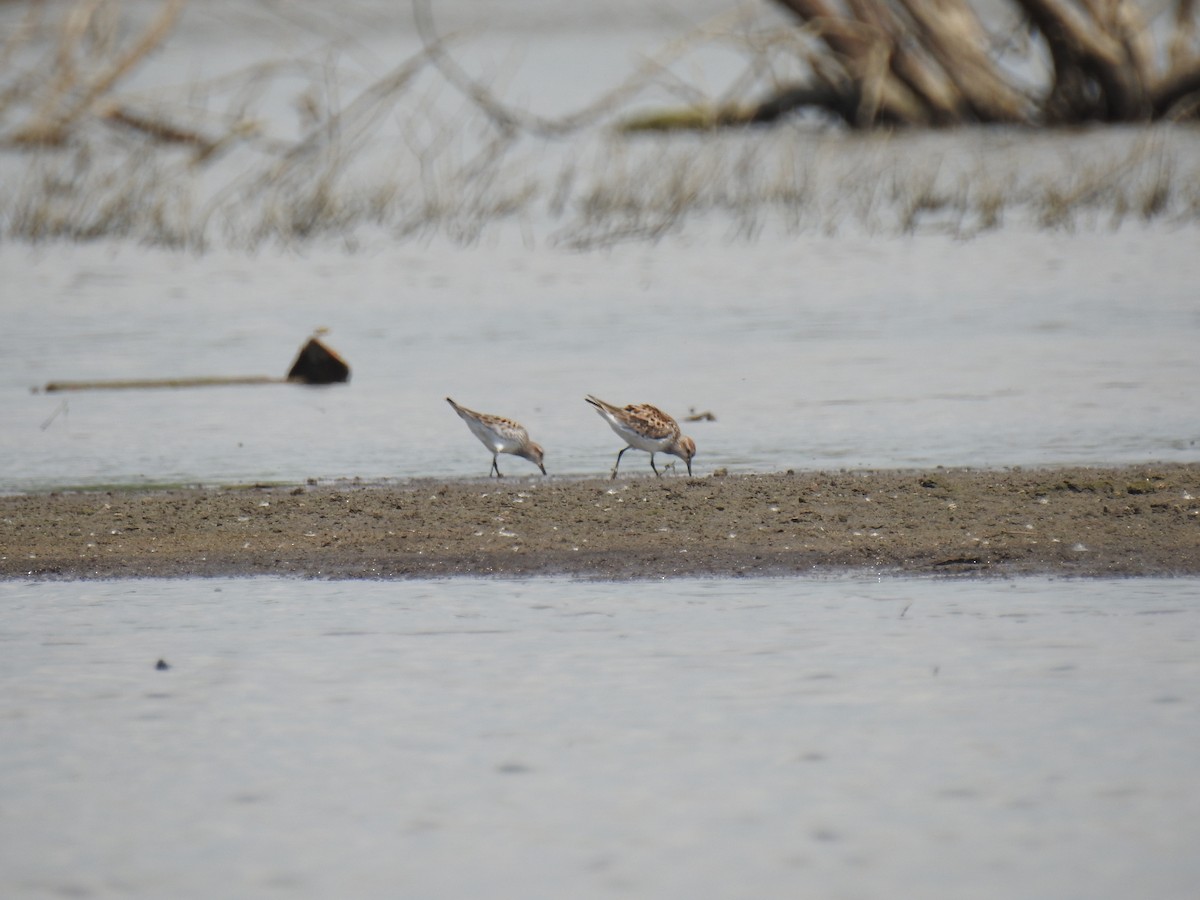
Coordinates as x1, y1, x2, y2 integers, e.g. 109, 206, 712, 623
586, 395, 696, 479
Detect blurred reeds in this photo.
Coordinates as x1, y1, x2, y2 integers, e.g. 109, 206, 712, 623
0, 0, 1198, 251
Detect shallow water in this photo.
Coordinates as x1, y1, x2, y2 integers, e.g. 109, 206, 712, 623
4, 228, 1199, 490
2, 576, 1198, 899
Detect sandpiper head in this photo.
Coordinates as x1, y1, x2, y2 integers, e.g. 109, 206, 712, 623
525, 442, 547, 475
675, 435, 696, 476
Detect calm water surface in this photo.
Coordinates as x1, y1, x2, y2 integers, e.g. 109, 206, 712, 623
2, 576, 1198, 899
4, 228, 1198, 490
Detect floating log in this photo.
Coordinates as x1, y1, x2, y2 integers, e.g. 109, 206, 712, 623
40, 336, 350, 393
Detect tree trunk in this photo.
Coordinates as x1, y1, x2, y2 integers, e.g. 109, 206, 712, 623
719, 0, 1200, 127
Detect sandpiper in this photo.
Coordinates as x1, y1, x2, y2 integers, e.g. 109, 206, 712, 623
446, 397, 546, 478
585, 395, 696, 479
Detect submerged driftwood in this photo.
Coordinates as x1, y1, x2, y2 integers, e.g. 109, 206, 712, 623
42, 375, 281, 392
40, 337, 350, 393
624, 0, 1200, 129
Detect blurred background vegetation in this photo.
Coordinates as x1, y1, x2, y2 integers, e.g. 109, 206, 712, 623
1, 0, 1197, 249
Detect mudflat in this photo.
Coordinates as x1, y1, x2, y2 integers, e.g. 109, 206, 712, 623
2, 464, 1197, 580
4, 465, 1195, 578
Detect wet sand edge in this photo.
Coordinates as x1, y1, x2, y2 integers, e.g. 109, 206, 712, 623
2, 464, 1198, 580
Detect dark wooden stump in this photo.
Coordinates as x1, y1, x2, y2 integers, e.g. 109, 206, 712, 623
286, 338, 351, 385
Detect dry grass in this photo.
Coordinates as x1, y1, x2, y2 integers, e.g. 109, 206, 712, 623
1, 1, 1199, 251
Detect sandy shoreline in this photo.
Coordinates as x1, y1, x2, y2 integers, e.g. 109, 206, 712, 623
2, 464, 1197, 580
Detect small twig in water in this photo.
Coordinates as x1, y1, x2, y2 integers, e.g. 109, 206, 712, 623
40, 400, 68, 431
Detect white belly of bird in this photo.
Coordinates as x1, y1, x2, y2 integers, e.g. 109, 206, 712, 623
608, 418, 673, 454
469, 420, 522, 454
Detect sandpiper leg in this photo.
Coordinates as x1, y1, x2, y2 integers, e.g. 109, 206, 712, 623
611, 446, 630, 480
